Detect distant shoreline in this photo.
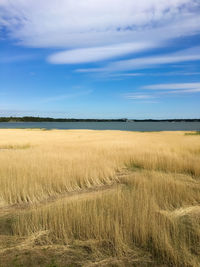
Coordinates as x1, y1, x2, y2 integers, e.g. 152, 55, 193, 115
0, 117, 200, 123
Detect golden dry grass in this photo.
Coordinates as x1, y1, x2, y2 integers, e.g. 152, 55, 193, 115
0, 129, 200, 266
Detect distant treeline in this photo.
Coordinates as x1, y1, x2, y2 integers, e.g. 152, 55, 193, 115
0, 117, 200, 122
0, 116, 127, 122
131, 119, 200, 122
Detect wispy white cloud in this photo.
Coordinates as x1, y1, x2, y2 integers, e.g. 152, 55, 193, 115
0, 0, 200, 65
123, 93, 156, 100
109, 73, 144, 77
77, 46, 200, 72
139, 82, 200, 99
165, 88, 200, 93
96, 71, 200, 78
1, 0, 198, 47
123, 82, 200, 103
143, 82, 200, 91
48, 42, 156, 64
144, 71, 200, 77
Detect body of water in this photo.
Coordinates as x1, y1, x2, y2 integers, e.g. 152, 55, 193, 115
0, 121, 200, 131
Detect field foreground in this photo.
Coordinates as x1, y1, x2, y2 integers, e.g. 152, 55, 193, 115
0, 129, 200, 267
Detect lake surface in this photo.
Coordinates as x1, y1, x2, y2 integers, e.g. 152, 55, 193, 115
0, 121, 200, 131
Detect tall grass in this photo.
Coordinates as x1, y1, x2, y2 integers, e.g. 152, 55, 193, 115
0, 130, 200, 205
0, 129, 200, 266
12, 171, 200, 266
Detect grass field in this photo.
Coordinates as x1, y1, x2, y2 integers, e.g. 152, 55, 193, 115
0, 129, 199, 266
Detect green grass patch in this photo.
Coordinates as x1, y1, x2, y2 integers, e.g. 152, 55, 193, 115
127, 162, 144, 171
0, 144, 31, 150
185, 131, 200, 136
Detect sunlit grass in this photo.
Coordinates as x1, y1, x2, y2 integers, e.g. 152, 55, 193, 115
0, 129, 200, 266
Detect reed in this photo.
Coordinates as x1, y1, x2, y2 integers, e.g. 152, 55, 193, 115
0, 129, 199, 266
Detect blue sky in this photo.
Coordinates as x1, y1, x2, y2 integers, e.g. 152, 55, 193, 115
0, 0, 200, 119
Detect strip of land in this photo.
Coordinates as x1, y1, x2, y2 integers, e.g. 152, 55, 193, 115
0, 116, 200, 122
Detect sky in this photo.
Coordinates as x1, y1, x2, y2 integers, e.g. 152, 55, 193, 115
0, 0, 200, 119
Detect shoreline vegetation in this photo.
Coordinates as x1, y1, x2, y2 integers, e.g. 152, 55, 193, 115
0, 116, 200, 122
0, 129, 199, 266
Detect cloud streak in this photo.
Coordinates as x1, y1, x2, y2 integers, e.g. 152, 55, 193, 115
77, 46, 200, 72
1, 0, 198, 47
142, 83, 200, 95
123, 82, 200, 103
143, 83, 200, 90
124, 93, 156, 100
0, 0, 200, 66
48, 42, 156, 64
